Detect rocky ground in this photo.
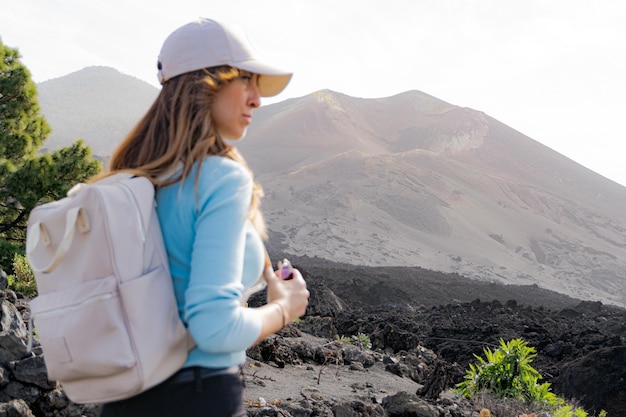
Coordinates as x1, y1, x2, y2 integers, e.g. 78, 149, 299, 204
243, 258, 626, 416
1, 258, 625, 416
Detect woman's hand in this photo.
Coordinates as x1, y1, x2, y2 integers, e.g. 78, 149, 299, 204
264, 264, 309, 322
251, 264, 309, 345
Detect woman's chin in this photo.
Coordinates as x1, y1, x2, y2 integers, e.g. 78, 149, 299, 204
223, 129, 248, 142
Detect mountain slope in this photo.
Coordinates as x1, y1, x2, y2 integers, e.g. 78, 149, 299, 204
241, 90, 626, 307
35, 71, 626, 307
37, 66, 159, 156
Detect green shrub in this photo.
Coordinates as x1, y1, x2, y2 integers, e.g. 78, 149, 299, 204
0, 240, 23, 275
8, 253, 37, 297
335, 333, 372, 350
350, 333, 372, 350
457, 338, 601, 416
456, 338, 561, 406
553, 404, 588, 417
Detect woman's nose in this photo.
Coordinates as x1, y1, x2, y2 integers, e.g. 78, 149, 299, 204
248, 79, 261, 108
249, 91, 260, 108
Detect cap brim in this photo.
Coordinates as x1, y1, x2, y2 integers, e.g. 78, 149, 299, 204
233, 59, 292, 97
257, 73, 292, 97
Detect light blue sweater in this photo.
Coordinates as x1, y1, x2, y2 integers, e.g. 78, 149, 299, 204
156, 156, 265, 369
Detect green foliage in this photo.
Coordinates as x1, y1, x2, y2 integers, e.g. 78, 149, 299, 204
335, 333, 372, 350
574, 408, 588, 417
0, 41, 49, 158
350, 333, 372, 350
0, 40, 101, 272
457, 338, 603, 416
456, 339, 561, 406
8, 253, 37, 297
553, 404, 588, 417
0, 239, 23, 274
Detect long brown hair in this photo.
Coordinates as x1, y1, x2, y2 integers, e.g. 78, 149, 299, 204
97, 66, 266, 238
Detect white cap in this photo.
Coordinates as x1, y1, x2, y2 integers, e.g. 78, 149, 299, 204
157, 18, 292, 97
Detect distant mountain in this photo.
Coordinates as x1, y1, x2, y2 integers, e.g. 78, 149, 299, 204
241, 90, 626, 308
36, 70, 626, 308
37, 66, 159, 156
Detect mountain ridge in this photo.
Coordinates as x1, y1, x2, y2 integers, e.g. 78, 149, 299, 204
240, 89, 626, 307
37, 67, 626, 308
37, 66, 158, 155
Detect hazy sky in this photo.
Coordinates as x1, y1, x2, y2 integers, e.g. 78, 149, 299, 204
2, 0, 625, 187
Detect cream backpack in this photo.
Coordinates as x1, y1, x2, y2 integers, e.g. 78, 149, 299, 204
26, 173, 193, 404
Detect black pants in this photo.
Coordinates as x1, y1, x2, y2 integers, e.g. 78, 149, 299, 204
99, 367, 246, 417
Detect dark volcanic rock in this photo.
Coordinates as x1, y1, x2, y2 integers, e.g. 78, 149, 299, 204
382, 391, 437, 417
553, 346, 626, 416
2, 258, 626, 416
312, 263, 626, 415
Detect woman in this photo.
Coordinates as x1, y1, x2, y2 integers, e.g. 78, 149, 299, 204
99, 18, 309, 417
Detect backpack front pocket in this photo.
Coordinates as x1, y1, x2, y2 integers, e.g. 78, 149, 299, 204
30, 276, 137, 382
